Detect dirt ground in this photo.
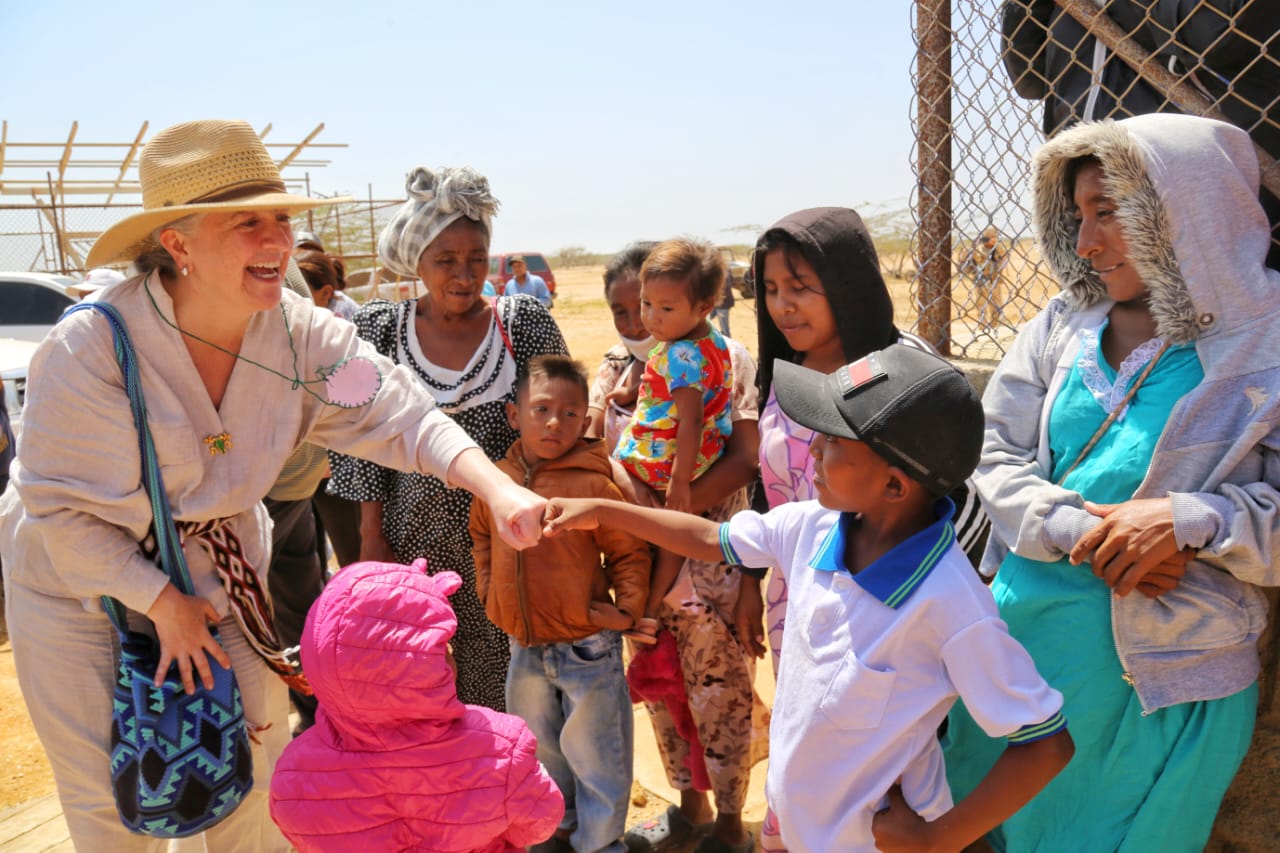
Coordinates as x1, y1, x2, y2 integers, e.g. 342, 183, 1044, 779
0, 590, 57, 811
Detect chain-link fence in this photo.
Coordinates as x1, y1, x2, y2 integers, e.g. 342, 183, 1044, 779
911, 0, 1280, 359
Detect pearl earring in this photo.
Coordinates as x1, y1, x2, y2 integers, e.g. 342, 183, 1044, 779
181, 266, 189, 277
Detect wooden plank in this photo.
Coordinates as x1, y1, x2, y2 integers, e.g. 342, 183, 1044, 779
0, 795, 61, 844
55, 122, 78, 190
276, 123, 323, 170
0, 812, 71, 852
105, 121, 147, 206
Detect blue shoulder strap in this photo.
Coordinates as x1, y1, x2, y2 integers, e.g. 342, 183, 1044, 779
61, 302, 196, 634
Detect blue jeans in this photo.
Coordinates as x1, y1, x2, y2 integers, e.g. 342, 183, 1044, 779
507, 631, 632, 853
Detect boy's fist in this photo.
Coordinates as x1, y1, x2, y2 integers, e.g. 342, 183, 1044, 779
542, 498, 601, 536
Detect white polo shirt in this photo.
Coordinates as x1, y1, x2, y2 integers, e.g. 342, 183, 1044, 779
722, 500, 1065, 853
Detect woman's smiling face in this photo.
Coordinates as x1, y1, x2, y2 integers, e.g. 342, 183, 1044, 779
1072, 160, 1147, 304
169, 209, 295, 313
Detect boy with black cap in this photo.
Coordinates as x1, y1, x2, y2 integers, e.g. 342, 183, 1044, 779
543, 343, 1073, 852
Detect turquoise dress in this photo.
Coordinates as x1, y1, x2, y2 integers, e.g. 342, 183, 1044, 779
943, 326, 1257, 852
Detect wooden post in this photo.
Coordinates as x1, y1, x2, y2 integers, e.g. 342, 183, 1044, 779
916, 0, 953, 355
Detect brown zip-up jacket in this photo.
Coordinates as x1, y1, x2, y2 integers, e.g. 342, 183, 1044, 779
470, 438, 650, 647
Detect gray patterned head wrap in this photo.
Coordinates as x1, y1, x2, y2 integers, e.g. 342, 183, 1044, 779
377, 166, 499, 278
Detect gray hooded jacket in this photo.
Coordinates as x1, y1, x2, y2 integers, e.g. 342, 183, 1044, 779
978, 114, 1280, 712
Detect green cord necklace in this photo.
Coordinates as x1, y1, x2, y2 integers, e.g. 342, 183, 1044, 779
144, 275, 383, 412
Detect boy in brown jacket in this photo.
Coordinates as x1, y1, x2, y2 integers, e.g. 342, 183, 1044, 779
471, 355, 650, 853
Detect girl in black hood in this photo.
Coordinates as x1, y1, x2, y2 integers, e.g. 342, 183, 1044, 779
739, 207, 989, 665
753, 207, 901, 400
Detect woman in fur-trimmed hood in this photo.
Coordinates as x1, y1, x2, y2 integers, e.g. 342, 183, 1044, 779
942, 114, 1280, 851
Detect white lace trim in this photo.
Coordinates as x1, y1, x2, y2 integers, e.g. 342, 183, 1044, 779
1076, 326, 1164, 420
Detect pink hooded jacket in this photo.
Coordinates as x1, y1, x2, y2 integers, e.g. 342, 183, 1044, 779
269, 560, 564, 852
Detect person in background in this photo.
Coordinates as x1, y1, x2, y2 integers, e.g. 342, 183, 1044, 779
0, 119, 548, 851
505, 255, 554, 309
710, 265, 734, 338
472, 355, 650, 853
586, 242, 767, 853
295, 248, 338, 310
295, 231, 358, 320
67, 267, 127, 302
961, 225, 1008, 330
944, 114, 1280, 850
270, 560, 565, 852
328, 165, 568, 712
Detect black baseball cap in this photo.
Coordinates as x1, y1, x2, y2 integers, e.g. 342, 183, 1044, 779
773, 344, 983, 495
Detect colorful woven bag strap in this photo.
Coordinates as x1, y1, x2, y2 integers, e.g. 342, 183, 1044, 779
62, 302, 196, 634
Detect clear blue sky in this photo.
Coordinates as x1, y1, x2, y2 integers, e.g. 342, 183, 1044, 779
3, 1, 920, 255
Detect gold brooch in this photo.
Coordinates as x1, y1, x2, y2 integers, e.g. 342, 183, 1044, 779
204, 432, 232, 456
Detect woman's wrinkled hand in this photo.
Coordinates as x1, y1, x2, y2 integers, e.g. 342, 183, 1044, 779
491, 484, 546, 550
871, 784, 934, 853
146, 583, 230, 695
732, 577, 767, 659
542, 498, 601, 537
1071, 498, 1182, 596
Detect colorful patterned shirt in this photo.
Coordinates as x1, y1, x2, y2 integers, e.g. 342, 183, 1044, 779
614, 329, 732, 489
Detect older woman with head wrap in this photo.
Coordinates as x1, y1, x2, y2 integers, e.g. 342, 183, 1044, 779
328, 166, 568, 711
0, 120, 548, 850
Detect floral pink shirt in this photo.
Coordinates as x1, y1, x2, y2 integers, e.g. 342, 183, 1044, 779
757, 385, 817, 679
758, 387, 818, 509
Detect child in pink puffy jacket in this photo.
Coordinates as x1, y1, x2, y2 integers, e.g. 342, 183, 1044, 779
269, 560, 564, 852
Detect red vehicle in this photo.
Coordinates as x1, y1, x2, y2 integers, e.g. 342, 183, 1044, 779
488, 252, 557, 297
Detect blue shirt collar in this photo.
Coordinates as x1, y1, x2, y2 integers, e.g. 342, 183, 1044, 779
810, 498, 956, 609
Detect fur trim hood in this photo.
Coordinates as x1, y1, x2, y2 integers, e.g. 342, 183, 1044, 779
1032, 114, 1277, 344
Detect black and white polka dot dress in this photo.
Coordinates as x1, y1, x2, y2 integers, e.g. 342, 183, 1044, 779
328, 294, 568, 710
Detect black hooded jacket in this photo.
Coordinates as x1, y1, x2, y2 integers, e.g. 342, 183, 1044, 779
753, 206, 900, 407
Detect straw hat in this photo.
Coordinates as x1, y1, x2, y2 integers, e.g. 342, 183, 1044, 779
86, 119, 349, 267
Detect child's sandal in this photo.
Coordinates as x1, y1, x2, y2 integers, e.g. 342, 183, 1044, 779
624, 617, 660, 645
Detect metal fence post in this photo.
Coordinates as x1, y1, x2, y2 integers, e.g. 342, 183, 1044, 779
916, 0, 954, 355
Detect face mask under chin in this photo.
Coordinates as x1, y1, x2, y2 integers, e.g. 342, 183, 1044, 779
622, 334, 657, 361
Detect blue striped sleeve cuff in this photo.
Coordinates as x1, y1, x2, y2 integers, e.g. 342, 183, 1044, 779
1007, 711, 1067, 744
719, 522, 740, 566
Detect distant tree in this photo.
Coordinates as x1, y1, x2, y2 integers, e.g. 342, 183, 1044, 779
861, 200, 916, 280
553, 246, 591, 268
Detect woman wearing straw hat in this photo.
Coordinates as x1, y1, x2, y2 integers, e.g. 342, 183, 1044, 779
0, 119, 549, 850
327, 165, 568, 712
